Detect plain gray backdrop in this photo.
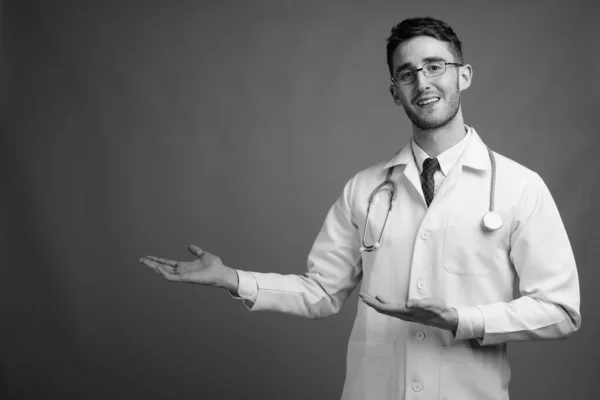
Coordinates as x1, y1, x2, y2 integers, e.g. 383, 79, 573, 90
1, 1, 599, 399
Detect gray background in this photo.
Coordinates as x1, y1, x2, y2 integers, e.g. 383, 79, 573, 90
1, 1, 599, 399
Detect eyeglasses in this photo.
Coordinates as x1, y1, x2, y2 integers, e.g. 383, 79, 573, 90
391, 60, 463, 85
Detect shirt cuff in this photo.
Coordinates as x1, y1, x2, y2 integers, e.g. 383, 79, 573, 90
228, 270, 258, 305
453, 306, 485, 340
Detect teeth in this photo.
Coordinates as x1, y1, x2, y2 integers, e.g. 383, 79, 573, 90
418, 98, 439, 106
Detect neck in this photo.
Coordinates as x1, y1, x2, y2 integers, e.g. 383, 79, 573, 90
412, 109, 467, 158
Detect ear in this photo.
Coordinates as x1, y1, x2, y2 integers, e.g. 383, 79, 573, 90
389, 84, 402, 105
458, 63, 473, 92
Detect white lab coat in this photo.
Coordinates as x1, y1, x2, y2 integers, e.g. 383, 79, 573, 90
242, 128, 581, 400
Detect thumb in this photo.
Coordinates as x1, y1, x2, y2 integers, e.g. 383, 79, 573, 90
188, 244, 205, 258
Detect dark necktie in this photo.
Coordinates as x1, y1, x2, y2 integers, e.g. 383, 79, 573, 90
421, 157, 440, 207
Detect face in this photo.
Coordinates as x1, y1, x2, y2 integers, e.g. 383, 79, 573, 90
389, 36, 471, 131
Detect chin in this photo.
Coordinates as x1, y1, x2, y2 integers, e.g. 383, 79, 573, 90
409, 112, 449, 131
406, 104, 460, 131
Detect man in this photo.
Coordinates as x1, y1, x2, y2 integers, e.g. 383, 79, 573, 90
140, 17, 581, 400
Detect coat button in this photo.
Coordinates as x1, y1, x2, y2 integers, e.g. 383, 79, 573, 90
417, 281, 426, 290
412, 382, 423, 392
415, 331, 426, 340
421, 230, 431, 240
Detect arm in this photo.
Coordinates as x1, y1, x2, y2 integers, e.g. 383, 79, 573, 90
455, 173, 581, 345
238, 177, 363, 318
141, 177, 364, 319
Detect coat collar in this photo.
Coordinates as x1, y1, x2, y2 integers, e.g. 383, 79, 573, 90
382, 125, 491, 171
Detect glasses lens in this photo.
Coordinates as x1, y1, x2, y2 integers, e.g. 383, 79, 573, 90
423, 61, 446, 77
395, 69, 415, 85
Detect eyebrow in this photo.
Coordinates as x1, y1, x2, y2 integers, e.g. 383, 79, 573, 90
395, 56, 448, 73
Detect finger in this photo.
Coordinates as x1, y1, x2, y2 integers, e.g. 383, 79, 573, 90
359, 293, 391, 312
362, 294, 410, 314
139, 257, 177, 276
139, 257, 161, 271
358, 292, 379, 304
375, 295, 390, 304
155, 264, 182, 282
146, 255, 178, 267
360, 295, 384, 311
361, 297, 413, 319
406, 298, 435, 310
380, 302, 410, 313
188, 244, 205, 258
156, 262, 178, 275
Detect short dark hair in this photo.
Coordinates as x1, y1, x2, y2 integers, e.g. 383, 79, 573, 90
386, 17, 463, 76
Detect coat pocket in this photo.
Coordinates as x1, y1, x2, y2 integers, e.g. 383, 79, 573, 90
439, 345, 510, 400
442, 213, 499, 277
341, 341, 395, 400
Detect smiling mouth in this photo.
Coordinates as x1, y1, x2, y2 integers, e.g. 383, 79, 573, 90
416, 97, 440, 107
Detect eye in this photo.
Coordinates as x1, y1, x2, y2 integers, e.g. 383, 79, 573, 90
427, 64, 442, 72
399, 70, 414, 80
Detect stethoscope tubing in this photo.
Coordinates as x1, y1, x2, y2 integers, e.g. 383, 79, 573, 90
360, 147, 500, 252
359, 167, 397, 252
487, 147, 496, 213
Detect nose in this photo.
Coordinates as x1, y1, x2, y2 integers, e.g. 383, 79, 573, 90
414, 70, 432, 92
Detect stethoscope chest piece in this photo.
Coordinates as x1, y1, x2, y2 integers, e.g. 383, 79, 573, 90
482, 211, 503, 231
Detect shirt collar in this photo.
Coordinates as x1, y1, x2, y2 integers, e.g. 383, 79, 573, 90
412, 129, 471, 176
382, 125, 491, 171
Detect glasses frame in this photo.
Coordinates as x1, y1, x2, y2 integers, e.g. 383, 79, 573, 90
391, 61, 463, 85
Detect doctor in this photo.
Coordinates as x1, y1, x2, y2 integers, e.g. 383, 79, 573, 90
140, 17, 581, 400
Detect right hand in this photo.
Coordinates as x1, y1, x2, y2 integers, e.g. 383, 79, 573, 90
139, 244, 238, 291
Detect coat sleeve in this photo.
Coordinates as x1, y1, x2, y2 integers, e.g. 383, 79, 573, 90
460, 173, 581, 345
239, 177, 364, 319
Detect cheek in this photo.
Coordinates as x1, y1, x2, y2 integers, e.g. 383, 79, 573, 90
399, 98, 413, 110
397, 90, 413, 107
441, 77, 460, 94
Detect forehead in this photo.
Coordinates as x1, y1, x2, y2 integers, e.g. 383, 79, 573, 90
392, 36, 455, 70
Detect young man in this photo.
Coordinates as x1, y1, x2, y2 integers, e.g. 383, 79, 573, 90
140, 17, 581, 400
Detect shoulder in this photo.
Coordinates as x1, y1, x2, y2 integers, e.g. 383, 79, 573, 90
489, 150, 555, 213
469, 127, 542, 187
492, 151, 536, 178
348, 156, 397, 187
491, 150, 544, 188
338, 153, 401, 205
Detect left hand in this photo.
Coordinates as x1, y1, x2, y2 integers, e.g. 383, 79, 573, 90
139, 245, 238, 291
359, 292, 459, 332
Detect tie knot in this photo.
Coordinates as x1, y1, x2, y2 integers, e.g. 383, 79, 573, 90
422, 157, 440, 177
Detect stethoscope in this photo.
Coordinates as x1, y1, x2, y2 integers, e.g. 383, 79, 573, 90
359, 147, 502, 252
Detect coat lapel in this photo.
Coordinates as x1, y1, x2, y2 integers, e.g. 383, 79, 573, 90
431, 129, 492, 205
383, 143, 424, 203
382, 128, 492, 208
